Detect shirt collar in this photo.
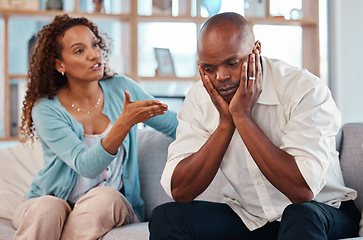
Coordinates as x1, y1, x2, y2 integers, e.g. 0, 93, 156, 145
256, 56, 280, 105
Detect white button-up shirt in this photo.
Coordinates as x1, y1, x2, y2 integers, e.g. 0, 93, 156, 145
161, 56, 357, 231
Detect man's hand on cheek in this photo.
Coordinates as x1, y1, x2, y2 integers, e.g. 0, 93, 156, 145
198, 66, 233, 124
229, 50, 262, 120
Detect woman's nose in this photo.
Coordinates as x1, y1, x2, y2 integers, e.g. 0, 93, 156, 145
88, 48, 100, 60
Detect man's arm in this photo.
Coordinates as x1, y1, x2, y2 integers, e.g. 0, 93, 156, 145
170, 65, 236, 203
230, 49, 313, 203
171, 121, 234, 203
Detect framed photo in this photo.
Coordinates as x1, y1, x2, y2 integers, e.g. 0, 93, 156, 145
154, 47, 175, 76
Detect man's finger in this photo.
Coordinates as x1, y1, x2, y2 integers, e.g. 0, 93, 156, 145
248, 53, 256, 87
255, 49, 262, 85
242, 62, 248, 88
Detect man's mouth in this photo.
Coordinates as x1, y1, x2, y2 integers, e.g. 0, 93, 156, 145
218, 85, 238, 97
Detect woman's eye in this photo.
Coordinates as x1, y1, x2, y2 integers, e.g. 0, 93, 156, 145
75, 49, 83, 54
93, 42, 100, 47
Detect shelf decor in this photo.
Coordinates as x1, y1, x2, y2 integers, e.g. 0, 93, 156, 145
45, 0, 62, 10
0, 0, 38, 10
154, 48, 175, 76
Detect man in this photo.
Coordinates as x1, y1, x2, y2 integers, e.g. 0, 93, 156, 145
149, 12, 360, 240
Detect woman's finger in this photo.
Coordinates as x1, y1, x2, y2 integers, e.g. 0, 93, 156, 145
124, 90, 131, 104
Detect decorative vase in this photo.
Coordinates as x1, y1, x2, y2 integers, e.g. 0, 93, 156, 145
202, 0, 222, 16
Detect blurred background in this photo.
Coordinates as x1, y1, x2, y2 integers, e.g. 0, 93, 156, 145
0, 0, 362, 142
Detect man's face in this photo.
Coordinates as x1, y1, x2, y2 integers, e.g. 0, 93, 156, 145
198, 27, 254, 103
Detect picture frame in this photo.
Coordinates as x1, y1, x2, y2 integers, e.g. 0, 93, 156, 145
154, 47, 176, 76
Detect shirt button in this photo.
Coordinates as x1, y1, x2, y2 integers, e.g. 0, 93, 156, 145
106, 168, 109, 171
257, 180, 262, 185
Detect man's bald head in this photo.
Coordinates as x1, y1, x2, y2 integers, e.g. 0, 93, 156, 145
198, 12, 255, 51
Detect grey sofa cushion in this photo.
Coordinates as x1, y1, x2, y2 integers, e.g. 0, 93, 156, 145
137, 129, 175, 221
0, 218, 15, 240
137, 128, 229, 221
103, 222, 148, 240
339, 123, 363, 213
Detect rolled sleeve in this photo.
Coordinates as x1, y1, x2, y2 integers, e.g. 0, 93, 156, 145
281, 84, 341, 197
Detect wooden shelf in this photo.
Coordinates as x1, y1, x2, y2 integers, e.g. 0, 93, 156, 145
138, 14, 207, 23
0, 8, 130, 20
9, 74, 27, 79
140, 76, 199, 82
248, 17, 317, 26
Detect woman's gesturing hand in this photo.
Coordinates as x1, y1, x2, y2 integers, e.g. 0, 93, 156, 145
120, 90, 168, 128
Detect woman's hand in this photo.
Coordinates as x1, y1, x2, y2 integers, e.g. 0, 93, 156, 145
119, 90, 168, 128
229, 49, 262, 120
102, 90, 168, 155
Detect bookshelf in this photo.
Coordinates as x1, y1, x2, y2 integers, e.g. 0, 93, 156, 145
0, 0, 320, 140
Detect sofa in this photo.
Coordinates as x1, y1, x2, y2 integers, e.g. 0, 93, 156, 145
0, 123, 363, 240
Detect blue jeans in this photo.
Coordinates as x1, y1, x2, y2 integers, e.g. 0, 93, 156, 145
149, 200, 360, 240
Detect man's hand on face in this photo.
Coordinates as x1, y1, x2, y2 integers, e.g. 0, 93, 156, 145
229, 48, 262, 121
198, 65, 234, 126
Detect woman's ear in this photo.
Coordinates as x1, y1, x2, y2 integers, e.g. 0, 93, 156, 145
55, 59, 65, 74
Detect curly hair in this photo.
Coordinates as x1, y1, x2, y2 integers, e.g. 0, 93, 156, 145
20, 14, 115, 140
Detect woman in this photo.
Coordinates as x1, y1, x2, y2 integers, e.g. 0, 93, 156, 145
13, 14, 177, 239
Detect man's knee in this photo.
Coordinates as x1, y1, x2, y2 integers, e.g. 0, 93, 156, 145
150, 202, 180, 224
149, 202, 192, 240
282, 202, 322, 222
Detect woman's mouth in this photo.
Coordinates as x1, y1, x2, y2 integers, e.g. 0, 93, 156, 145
91, 63, 102, 70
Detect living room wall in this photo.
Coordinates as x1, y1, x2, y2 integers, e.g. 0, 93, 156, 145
329, 0, 363, 124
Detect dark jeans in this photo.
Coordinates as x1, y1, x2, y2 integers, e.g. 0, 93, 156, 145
149, 200, 360, 240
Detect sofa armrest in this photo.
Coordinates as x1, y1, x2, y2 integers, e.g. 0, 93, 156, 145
339, 122, 363, 213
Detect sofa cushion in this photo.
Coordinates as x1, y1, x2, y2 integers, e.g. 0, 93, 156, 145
338, 123, 363, 237
339, 123, 363, 213
0, 140, 43, 220
102, 222, 148, 240
0, 218, 15, 240
137, 128, 229, 220
137, 129, 175, 220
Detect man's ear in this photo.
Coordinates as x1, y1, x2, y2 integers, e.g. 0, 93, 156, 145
55, 59, 65, 74
254, 40, 261, 54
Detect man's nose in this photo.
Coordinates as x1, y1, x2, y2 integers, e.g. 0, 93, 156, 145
216, 68, 230, 81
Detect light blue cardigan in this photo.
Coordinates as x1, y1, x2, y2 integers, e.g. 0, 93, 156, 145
26, 76, 178, 221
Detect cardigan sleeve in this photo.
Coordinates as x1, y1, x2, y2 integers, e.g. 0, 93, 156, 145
32, 99, 118, 178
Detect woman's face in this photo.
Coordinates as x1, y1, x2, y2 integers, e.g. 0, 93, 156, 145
56, 25, 104, 84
